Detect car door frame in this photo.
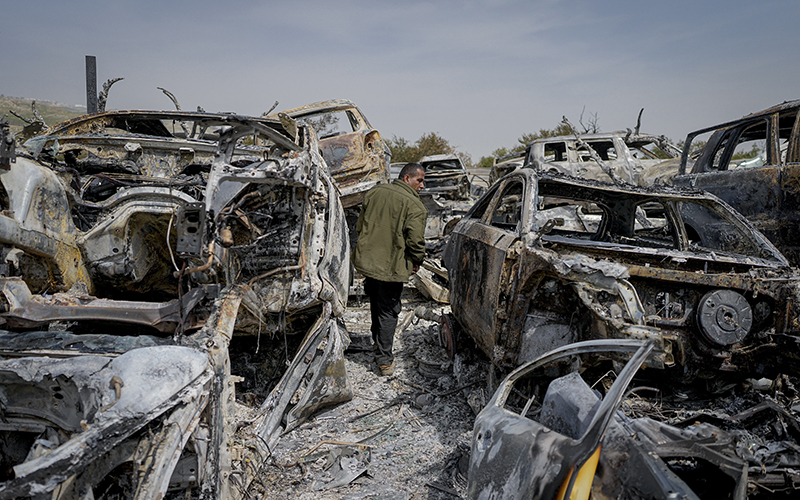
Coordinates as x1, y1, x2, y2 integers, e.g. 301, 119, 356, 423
445, 172, 534, 361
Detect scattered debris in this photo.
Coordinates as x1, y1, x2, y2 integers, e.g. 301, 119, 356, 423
241, 292, 483, 499
410, 259, 450, 303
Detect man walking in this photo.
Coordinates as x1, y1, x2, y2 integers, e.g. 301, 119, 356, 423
352, 163, 428, 376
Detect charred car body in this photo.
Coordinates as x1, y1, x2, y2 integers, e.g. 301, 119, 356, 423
270, 99, 390, 209
470, 339, 800, 499
0, 110, 351, 498
672, 99, 800, 267
443, 168, 800, 379
524, 130, 681, 187
418, 153, 473, 200
469, 340, 654, 500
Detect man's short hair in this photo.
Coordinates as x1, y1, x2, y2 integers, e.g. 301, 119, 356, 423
399, 162, 424, 179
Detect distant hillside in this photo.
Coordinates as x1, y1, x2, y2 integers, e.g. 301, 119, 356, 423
0, 95, 86, 133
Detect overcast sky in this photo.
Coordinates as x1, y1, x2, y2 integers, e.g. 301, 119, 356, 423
2, 0, 798, 160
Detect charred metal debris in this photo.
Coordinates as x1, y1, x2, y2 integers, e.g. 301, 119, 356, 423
0, 110, 352, 498
0, 119, 14, 170
469, 339, 800, 499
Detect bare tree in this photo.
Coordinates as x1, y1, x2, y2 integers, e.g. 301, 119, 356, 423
578, 106, 600, 133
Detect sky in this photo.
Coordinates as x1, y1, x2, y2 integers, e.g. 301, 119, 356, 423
2, 0, 798, 161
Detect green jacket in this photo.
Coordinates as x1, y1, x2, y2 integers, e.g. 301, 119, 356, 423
352, 180, 428, 282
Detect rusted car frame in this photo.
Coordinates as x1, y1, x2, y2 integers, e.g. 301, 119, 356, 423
0, 111, 351, 498
672, 99, 800, 266
271, 99, 390, 209
443, 169, 800, 378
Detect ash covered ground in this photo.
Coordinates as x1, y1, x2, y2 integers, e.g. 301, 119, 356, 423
230, 283, 800, 499
237, 288, 489, 499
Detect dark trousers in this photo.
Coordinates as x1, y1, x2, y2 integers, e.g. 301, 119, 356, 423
364, 277, 404, 366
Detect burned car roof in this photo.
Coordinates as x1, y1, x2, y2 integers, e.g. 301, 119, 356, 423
31, 109, 300, 149
676, 99, 800, 149
443, 168, 800, 379
0, 110, 352, 498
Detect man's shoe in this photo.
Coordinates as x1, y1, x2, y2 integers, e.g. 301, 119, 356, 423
379, 361, 395, 376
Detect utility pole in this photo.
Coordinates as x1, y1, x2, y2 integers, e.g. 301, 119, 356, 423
85, 55, 97, 114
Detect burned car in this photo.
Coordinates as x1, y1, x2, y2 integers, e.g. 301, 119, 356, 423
525, 130, 681, 186
470, 339, 800, 499
271, 99, 391, 209
419, 153, 473, 200
672, 99, 800, 266
0, 110, 351, 498
443, 168, 800, 378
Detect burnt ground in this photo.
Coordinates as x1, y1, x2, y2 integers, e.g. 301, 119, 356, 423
242, 287, 490, 499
